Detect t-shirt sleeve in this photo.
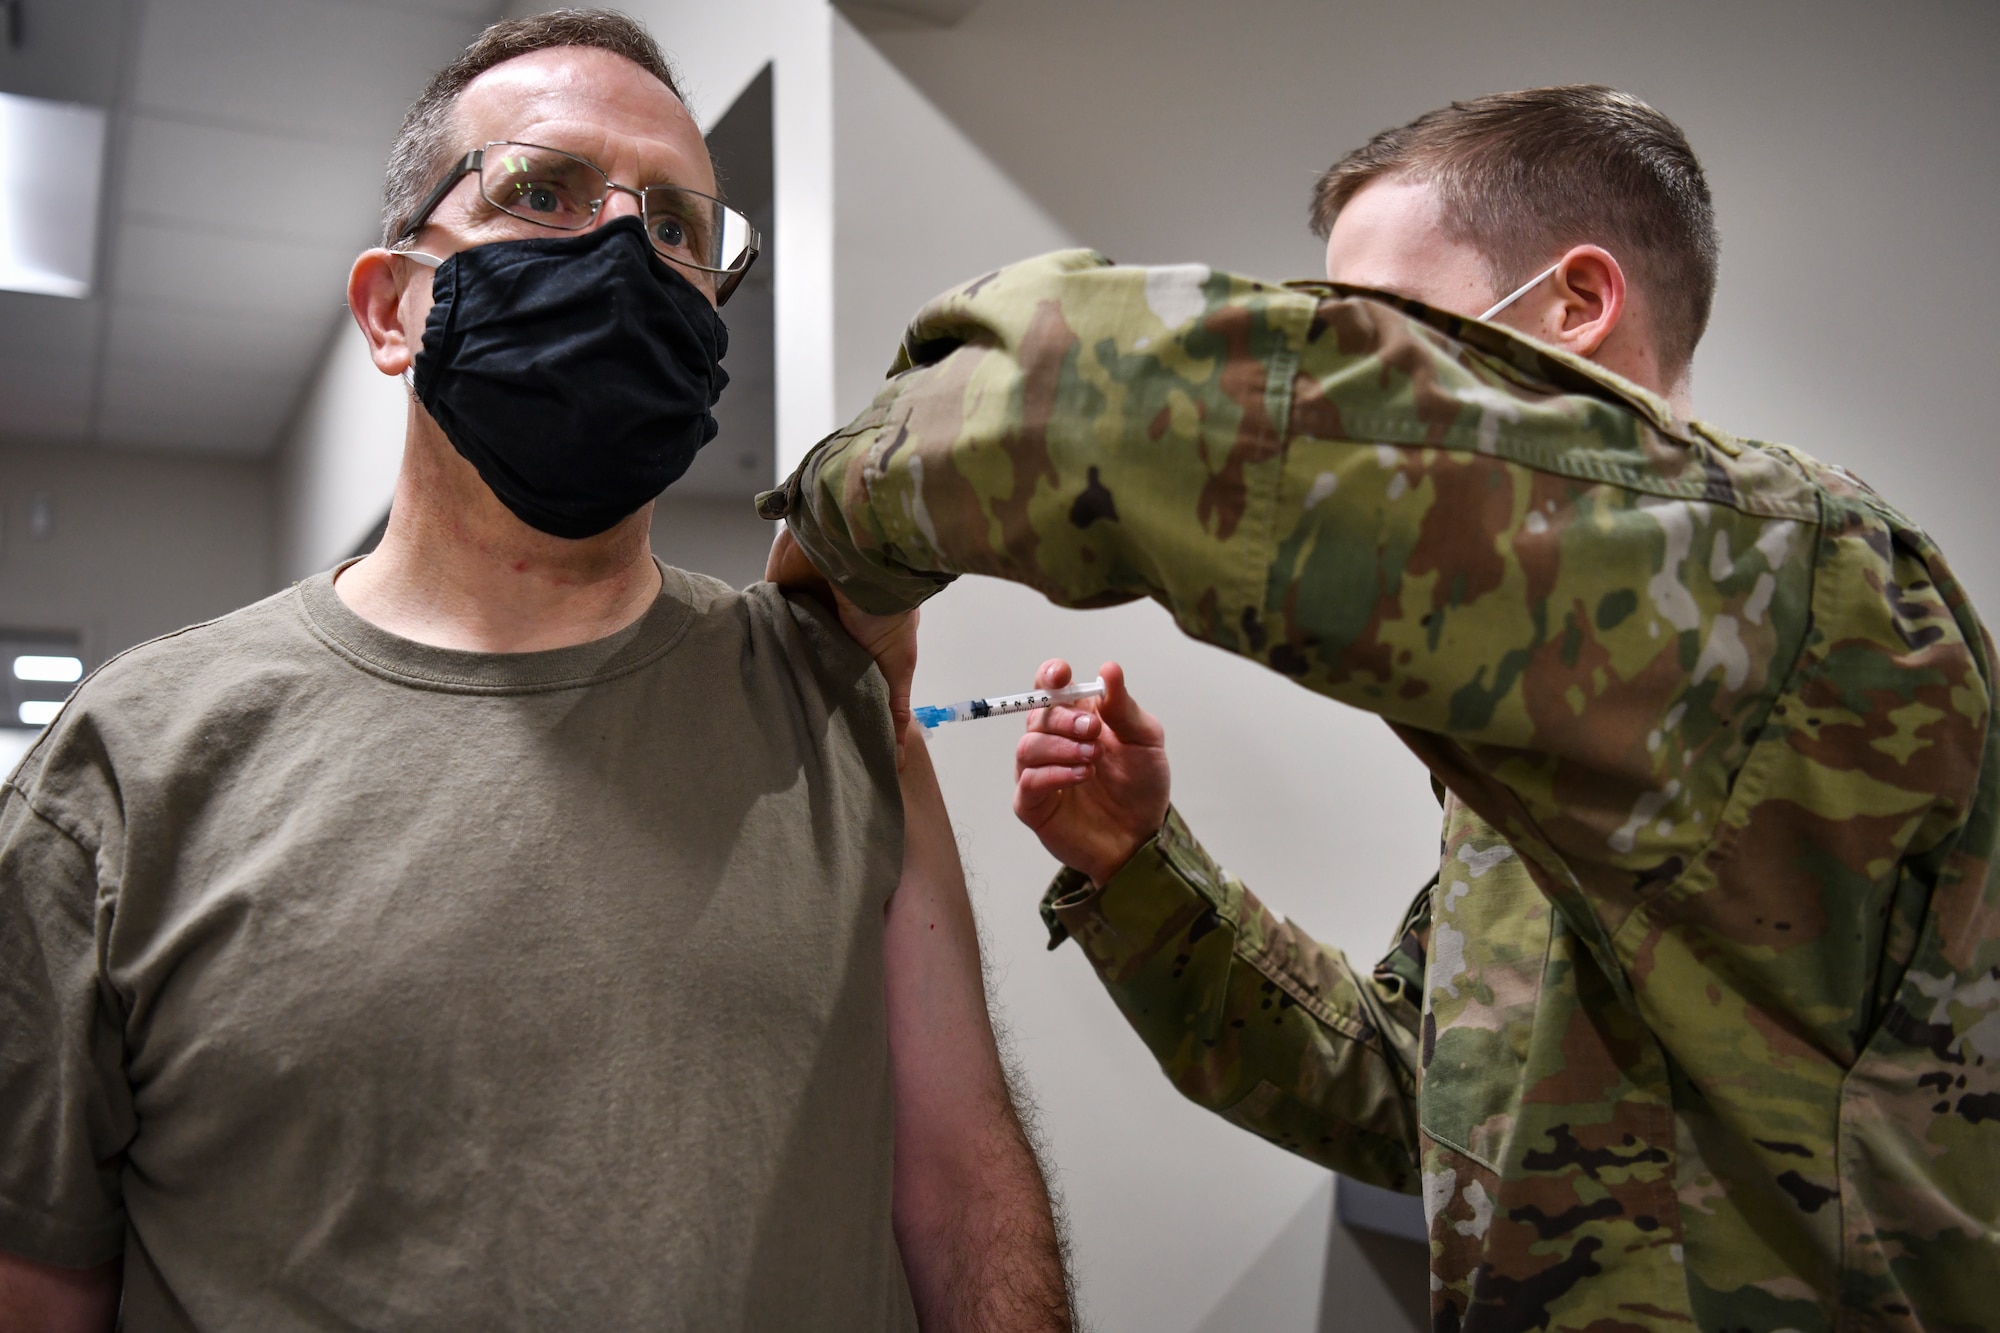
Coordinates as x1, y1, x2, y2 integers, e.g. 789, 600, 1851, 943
0, 780, 131, 1266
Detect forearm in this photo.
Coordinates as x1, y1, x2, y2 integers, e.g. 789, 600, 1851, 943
893, 1083, 1070, 1332
1044, 807, 1422, 1190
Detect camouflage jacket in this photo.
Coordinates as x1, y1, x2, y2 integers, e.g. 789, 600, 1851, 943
765, 250, 1999, 1332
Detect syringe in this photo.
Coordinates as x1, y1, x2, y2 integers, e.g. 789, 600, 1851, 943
914, 678, 1106, 729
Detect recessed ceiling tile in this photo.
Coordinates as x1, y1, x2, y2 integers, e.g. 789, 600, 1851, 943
134, 0, 492, 147
103, 299, 341, 378
0, 0, 127, 106
95, 360, 298, 455
122, 112, 385, 249
108, 217, 353, 317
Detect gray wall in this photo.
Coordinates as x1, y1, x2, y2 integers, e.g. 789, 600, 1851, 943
649, 493, 775, 590
0, 441, 276, 665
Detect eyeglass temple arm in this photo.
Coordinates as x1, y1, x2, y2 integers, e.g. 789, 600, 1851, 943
715, 241, 759, 306
391, 149, 485, 248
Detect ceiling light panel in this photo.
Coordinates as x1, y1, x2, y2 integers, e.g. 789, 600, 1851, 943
0, 90, 107, 298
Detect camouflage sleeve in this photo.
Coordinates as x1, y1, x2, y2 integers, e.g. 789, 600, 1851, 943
1038, 805, 1426, 1191
773, 249, 1820, 976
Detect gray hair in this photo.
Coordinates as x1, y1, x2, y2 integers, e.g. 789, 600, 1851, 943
379, 8, 690, 247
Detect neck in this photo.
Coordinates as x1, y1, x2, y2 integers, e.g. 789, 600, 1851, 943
1586, 304, 1694, 420
1577, 332, 1694, 422
1660, 370, 1694, 420
1622, 356, 1694, 421
334, 406, 663, 653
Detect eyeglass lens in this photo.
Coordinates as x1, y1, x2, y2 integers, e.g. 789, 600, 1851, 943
477, 142, 753, 276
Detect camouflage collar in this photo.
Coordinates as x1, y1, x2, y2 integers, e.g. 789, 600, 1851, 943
1282, 278, 1688, 444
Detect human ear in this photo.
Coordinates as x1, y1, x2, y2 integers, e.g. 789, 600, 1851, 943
347, 249, 423, 377
1544, 245, 1626, 358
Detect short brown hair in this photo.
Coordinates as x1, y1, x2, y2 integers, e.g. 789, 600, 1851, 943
1311, 85, 1718, 373
380, 9, 688, 246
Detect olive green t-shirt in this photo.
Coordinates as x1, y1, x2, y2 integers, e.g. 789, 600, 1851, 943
0, 564, 918, 1331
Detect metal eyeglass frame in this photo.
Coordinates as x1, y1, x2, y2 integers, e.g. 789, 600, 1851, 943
390, 140, 762, 306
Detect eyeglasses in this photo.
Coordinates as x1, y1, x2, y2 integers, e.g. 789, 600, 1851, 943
391, 140, 762, 305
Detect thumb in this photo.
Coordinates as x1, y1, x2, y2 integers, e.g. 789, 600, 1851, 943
1095, 661, 1161, 744
765, 526, 826, 592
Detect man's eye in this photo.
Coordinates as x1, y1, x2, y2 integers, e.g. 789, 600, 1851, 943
519, 183, 563, 214
652, 216, 688, 250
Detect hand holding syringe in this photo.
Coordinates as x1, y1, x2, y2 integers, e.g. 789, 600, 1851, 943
914, 678, 1107, 729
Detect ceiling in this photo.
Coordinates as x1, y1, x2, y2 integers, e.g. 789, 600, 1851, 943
0, 0, 506, 458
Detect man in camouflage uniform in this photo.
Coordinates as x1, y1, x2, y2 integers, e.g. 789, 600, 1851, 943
763, 86, 1999, 1330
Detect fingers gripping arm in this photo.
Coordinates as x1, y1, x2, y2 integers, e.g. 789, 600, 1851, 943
767, 526, 919, 757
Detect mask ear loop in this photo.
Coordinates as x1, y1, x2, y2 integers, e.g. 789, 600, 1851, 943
1478, 262, 1561, 322
389, 248, 444, 396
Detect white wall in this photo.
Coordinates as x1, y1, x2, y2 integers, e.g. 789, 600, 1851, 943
272, 320, 409, 581
858, 0, 2000, 613
837, 3, 2000, 1329
830, 17, 1438, 1332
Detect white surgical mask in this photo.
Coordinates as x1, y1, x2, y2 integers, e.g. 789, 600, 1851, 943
1478, 262, 1561, 322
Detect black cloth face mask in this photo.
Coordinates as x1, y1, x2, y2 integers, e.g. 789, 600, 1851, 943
410, 216, 730, 540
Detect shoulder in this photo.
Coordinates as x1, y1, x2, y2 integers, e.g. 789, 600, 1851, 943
741, 581, 879, 689
8, 587, 318, 828
66, 585, 312, 721
732, 578, 896, 761
656, 567, 883, 712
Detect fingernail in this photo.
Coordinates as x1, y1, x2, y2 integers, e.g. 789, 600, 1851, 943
1072, 767, 1090, 781
1073, 715, 1091, 736
1079, 743, 1096, 758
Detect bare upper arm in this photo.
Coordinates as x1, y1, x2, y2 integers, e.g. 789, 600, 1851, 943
0, 1250, 119, 1333
881, 726, 1008, 1126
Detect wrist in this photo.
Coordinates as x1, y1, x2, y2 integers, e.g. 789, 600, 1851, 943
1081, 821, 1165, 888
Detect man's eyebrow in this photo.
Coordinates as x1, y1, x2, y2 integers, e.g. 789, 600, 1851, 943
638, 171, 715, 197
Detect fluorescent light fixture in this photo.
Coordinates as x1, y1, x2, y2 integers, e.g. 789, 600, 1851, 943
13, 654, 82, 682
0, 92, 108, 299
17, 699, 62, 726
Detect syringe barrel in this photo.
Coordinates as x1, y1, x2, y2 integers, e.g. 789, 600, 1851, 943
913, 678, 1106, 728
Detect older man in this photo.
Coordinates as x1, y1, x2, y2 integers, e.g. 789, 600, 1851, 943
0, 12, 1068, 1331
768, 87, 1997, 1332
